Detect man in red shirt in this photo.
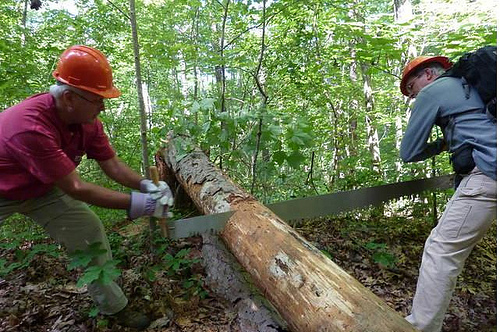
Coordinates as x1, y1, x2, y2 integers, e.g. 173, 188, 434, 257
0, 45, 171, 330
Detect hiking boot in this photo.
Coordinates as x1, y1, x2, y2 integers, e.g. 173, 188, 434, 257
112, 307, 150, 330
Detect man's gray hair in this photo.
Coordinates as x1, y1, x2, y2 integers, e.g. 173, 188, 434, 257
411, 62, 446, 80
49, 83, 70, 98
426, 63, 446, 76
49, 83, 86, 98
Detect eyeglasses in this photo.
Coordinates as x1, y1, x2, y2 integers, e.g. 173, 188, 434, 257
406, 71, 425, 95
70, 89, 104, 106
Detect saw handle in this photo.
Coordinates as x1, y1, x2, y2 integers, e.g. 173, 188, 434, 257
149, 166, 169, 238
150, 166, 160, 185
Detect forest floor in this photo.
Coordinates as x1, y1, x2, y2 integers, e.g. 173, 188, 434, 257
0, 212, 496, 332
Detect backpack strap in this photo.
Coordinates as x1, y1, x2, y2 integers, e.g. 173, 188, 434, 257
460, 77, 471, 99
486, 97, 497, 119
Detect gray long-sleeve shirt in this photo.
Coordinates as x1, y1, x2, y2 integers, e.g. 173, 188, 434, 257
400, 76, 496, 181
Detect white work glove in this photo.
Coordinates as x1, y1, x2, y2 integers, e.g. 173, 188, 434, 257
140, 179, 174, 207
128, 192, 173, 220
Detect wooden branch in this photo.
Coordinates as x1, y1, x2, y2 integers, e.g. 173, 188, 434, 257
108, 0, 131, 20
222, 11, 281, 51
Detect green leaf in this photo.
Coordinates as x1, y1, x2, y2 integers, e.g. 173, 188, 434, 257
68, 254, 93, 270
273, 151, 287, 165
268, 125, 282, 138
77, 266, 103, 288
321, 250, 333, 259
68, 242, 107, 270
99, 260, 122, 285
286, 151, 306, 169
176, 248, 190, 258
0, 241, 21, 250
183, 279, 194, 289
200, 98, 215, 110
290, 135, 305, 146
202, 121, 211, 134
191, 100, 200, 113
372, 252, 396, 268
172, 261, 180, 271
88, 307, 100, 318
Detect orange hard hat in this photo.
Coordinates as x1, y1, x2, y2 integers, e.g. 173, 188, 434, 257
400, 55, 452, 96
52, 45, 121, 98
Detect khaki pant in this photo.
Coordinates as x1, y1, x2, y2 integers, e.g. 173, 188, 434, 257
0, 188, 127, 315
406, 168, 497, 332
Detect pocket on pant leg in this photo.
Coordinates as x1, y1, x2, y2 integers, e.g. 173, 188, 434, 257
458, 186, 485, 197
458, 172, 488, 197
437, 179, 487, 239
437, 202, 472, 239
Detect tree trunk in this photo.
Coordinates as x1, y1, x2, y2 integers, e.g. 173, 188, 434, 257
361, 64, 382, 175
394, 0, 416, 182
160, 135, 417, 332
130, 0, 158, 235
251, 0, 268, 195
129, 0, 150, 177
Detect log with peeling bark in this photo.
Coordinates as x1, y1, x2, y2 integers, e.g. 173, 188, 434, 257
155, 151, 285, 332
159, 136, 417, 332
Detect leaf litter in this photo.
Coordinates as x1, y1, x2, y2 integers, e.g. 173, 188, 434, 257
0, 214, 495, 332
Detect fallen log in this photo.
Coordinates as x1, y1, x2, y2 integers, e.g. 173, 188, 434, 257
200, 233, 286, 331
160, 136, 417, 332
155, 151, 284, 331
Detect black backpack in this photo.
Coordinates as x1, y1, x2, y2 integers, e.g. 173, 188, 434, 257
439, 45, 497, 118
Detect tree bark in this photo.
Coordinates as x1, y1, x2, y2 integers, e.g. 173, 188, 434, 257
160, 135, 417, 332
361, 64, 382, 175
155, 151, 284, 332
200, 233, 286, 332
129, 0, 150, 177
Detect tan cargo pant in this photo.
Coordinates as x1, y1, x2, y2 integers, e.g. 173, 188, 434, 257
406, 168, 497, 332
0, 188, 128, 315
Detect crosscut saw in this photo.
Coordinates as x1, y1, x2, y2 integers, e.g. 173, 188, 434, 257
166, 174, 454, 239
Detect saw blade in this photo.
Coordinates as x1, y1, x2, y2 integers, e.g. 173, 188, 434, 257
166, 174, 453, 239
267, 174, 453, 221
167, 211, 235, 240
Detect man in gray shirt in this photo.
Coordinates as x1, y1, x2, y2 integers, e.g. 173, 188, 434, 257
400, 54, 497, 332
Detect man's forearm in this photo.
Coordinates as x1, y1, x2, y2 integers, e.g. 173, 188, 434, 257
64, 181, 131, 209
401, 138, 445, 162
111, 165, 143, 190
98, 157, 143, 190
55, 169, 131, 209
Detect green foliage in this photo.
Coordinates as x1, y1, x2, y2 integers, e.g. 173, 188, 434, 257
364, 241, 396, 268
146, 246, 200, 280
163, 248, 195, 273
0, 215, 48, 241
68, 242, 122, 287
321, 250, 333, 260
183, 275, 208, 299
138, 237, 207, 299
88, 307, 100, 318
68, 242, 107, 270
0, 215, 57, 277
96, 318, 110, 328
0, 243, 60, 277
74, 261, 121, 288
1, 0, 495, 203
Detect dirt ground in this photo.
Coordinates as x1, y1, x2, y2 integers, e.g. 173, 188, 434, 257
0, 215, 496, 332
